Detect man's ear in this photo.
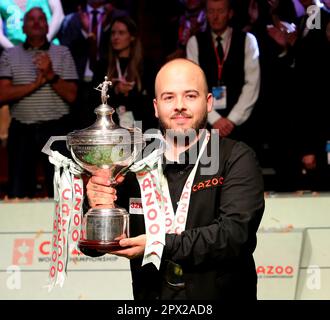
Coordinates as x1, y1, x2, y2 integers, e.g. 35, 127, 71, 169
153, 98, 159, 118
207, 93, 213, 113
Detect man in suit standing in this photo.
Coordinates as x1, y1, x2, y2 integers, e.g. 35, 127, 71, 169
186, 0, 260, 144
59, 0, 128, 128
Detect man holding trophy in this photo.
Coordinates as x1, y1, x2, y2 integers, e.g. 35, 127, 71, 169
85, 58, 265, 300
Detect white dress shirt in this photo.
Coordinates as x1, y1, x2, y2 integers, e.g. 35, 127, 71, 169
81, 5, 105, 80
186, 27, 260, 126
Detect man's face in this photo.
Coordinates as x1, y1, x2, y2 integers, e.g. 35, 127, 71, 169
206, 0, 233, 35
153, 60, 213, 136
23, 8, 48, 39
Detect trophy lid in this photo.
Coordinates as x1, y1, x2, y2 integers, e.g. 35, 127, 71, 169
67, 76, 143, 146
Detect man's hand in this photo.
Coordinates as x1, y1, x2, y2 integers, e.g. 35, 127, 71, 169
213, 117, 235, 137
110, 234, 146, 259
86, 169, 125, 208
33, 71, 47, 89
86, 174, 116, 208
33, 52, 55, 81
302, 154, 317, 170
114, 80, 135, 96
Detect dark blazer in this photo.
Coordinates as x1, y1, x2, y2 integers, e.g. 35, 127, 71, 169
59, 8, 127, 80
117, 135, 265, 300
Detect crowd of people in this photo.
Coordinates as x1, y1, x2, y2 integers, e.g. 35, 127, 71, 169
0, 0, 329, 198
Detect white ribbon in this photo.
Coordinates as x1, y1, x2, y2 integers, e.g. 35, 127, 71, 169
129, 132, 210, 269
130, 145, 166, 269
46, 151, 84, 291
160, 133, 210, 234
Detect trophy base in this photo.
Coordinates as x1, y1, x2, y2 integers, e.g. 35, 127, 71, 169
78, 239, 122, 255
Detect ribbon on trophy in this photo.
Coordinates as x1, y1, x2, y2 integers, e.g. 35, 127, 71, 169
159, 132, 210, 235
130, 131, 210, 270
130, 146, 166, 270
46, 150, 84, 291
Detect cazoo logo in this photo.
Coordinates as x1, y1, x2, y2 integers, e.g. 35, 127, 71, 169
256, 265, 294, 278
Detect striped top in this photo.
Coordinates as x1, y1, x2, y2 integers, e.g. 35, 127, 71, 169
0, 43, 78, 124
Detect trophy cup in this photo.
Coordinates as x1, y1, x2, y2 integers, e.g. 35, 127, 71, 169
65, 77, 144, 253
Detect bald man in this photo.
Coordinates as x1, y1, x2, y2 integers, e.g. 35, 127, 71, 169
86, 58, 264, 300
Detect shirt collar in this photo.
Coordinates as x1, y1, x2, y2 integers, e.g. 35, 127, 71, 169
211, 27, 232, 43
23, 40, 50, 50
86, 4, 105, 14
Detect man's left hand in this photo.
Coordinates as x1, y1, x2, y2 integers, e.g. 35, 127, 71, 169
110, 234, 146, 259
213, 117, 235, 137
34, 52, 55, 81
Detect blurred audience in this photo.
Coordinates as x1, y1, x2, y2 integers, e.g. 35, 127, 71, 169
294, 0, 330, 190
186, 0, 260, 145
0, 0, 65, 156
0, 0, 64, 48
166, 0, 207, 60
59, 0, 128, 128
0, 0, 329, 196
0, 7, 78, 198
238, 0, 300, 191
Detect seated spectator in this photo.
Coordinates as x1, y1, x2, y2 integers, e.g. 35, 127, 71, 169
0, 7, 78, 198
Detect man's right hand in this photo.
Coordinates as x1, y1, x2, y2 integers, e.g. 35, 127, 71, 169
86, 173, 117, 208
213, 117, 235, 137
34, 72, 47, 90
302, 154, 317, 170
86, 169, 125, 207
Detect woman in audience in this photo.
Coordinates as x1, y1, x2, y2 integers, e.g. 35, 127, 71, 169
104, 16, 150, 129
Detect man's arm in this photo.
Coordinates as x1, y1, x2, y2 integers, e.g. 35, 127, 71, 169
226, 32, 260, 125
0, 17, 14, 49
186, 36, 199, 63
47, 0, 65, 41
48, 76, 78, 104
0, 76, 46, 105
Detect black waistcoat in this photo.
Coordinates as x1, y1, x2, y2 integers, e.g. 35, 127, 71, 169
196, 28, 246, 117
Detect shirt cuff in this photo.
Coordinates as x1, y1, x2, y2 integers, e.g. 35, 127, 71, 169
208, 110, 221, 125
227, 111, 241, 126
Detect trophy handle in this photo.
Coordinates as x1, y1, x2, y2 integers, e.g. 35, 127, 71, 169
41, 136, 68, 156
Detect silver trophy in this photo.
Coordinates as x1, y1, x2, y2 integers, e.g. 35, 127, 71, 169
43, 76, 145, 253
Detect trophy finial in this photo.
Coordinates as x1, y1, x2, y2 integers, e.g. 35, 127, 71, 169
95, 76, 112, 105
